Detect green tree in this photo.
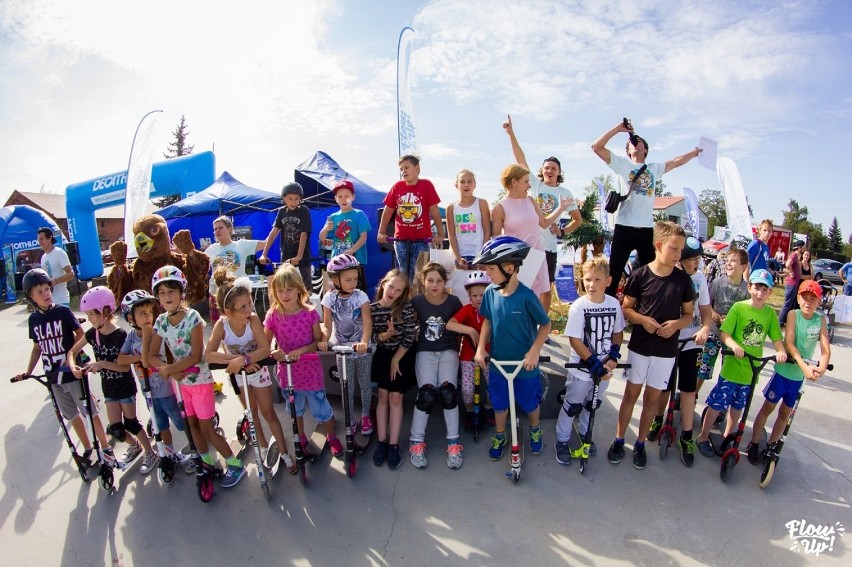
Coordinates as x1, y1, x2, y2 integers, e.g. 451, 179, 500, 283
155, 115, 195, 208
698, 188, 726, 235
781, 199, 809, 233
654, 178, 672, 197
561, 177, 613, 251
808, 223, 829, 251
827, 217, 843, 253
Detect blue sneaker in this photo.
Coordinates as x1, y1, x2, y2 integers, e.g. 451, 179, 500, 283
489, 434, 507, 461
220, 464, 246, 488
529, 426, 543, 455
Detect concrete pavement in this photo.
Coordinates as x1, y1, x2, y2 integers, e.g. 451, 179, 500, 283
1, 300, 850, 566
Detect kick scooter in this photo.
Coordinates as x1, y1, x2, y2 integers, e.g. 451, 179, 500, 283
11, 368, 92, 482
135, 365, 175, 484
472, 364, 483, 443
281, 353, 320, 486
330, 345, 374, 478
210, 358, 279, 500
717, 349, 776, 483
657, 339, 691, 460
488, 356, 549, 483
759, 360, 832, 489
564, 361, 631, 475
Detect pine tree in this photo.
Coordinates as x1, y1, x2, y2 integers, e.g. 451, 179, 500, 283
827, 217, 843, 253
154, 115, 195, 208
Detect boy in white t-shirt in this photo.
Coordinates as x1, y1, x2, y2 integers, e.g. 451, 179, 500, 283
555, 256, 625, 465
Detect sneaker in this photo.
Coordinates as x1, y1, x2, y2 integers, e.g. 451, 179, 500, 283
360, 416, 374, 436
409, 441, 428, 469
373, 440, 389, 467
746, 442, 760, 466
697, 440, 715, 458
489, 434, 507, 461
678, 437, 696, 467
633, 444, 647, 470
647, 419, 663, 442
82, 448, 93, 464
529, 426, 543, 455
447, 442, 464, 469
555, 441, 572, 465
486, 408, 496, 427
328, 436, 344, 458
607, 439, 625, 464
220, 464, 246, 488
122, 442, 143, 464
139, 451, 158, 475
265, 442, 280, 469
387, 445, 402, 470
183, 453, 198, 474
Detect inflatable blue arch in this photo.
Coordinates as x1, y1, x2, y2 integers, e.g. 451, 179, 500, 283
66, 152, 215, 279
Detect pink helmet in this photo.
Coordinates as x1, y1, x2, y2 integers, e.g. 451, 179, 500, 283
327, 253, 360, 275
80, 286, 116, 314
464, 271, 491, 289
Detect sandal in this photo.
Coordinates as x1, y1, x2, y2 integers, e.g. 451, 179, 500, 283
283, 453, 298, 475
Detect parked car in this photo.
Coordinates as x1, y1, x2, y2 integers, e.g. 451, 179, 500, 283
812, 258, 843, 284
101, 249, 114, 266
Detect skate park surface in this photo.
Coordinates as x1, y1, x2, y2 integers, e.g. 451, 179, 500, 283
1, 301, 850, 566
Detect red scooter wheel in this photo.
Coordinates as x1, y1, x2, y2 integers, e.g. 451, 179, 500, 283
198, 476, 215, 502
346, 454, 357, 478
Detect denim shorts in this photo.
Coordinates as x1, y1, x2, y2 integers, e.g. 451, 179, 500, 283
282, 389, 334, 423
104, 394, 136, 404
152, 395, 185, 432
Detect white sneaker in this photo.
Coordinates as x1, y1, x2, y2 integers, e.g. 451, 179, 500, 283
446, 442, 464, 470
184, 453, 198, 474
122, 442, 143, 464
140, 451, 159, 475
409, 442, 428, 469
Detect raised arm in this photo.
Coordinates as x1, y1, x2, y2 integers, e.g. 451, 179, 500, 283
664, 147, 702, 174
502, 115, 530, 171
591, 121, 632, 164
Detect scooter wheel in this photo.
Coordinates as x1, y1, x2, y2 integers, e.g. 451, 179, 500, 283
198, 476, 215, 502
236, 417, 248, 443
346, 455, 357, 479
473, 429, 479, 443
759, 459, 776, 489
146, 418, 153, 438
579, 459, 587, 475
659, 430, 672, 460
100, 468, 114, 491
297, 464, 308, 486
720, 453, 737, 482
512, 469, 520, 483
261, 480, 271, 501
160, 459, 175, 484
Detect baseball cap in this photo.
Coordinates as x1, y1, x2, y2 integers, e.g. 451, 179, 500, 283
748, 269, 774, 288
333, 180, 355, 194
681, 236, 702, 260
798, 279, 822, 299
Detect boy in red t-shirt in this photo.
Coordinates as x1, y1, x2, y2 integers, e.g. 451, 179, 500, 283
447, 271, 494, 430
376, 155, 444, 284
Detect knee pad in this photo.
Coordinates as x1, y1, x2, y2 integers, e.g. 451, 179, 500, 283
415, 384, 438, 414
564, 403, 584, 418
584, 398, 602, 412
437, 382, 458, 410
123, 416, 143, 435
108, 422, 126, 443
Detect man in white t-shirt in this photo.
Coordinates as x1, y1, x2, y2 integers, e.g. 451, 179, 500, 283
591, 119, 702, 297
504, 115, 582, 312
37, 227, 74, 307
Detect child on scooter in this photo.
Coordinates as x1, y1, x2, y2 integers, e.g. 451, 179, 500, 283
117, 290, 194, 473
205, 268, 297, 474
146, 266, 246, 488
17, 268, 110, 466
447, 271, 494, 431
746, 279, 830, 464
555, 256, 624, 466
370, 269, 417, 470
319, 254, 373, 435
472, 236, 551, 462
264, 263, 343, 458
695, 269, 787, 458
647, 236, 712, 467
409, 262, 464, 469
68, 286, 157, 474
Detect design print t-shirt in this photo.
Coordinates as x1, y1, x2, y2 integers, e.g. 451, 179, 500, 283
411, 294, 463, 352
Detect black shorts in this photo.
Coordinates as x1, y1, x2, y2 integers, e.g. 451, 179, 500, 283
372, 345, 416, 394
664, 348, 701, 393
546, 251, 558, 283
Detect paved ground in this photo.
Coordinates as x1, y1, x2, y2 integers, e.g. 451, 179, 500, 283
1, 300, 850, 566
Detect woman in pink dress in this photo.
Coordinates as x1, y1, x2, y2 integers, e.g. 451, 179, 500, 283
491, 164, 572, 302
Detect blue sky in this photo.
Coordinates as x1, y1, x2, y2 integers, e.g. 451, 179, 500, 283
2, 0, 851, 238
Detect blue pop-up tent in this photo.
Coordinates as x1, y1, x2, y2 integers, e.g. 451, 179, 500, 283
294, 151, 392, 292
0, 205, 65, 301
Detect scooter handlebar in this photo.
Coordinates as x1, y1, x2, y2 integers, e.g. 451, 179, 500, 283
484, 356, 550, 364
564, 363, 632, 369
330, 345, 374, 355
720, 348, 781, 363
208, 357, 278, 371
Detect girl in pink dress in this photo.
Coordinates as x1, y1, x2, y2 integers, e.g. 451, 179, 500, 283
491, 164, 572, 300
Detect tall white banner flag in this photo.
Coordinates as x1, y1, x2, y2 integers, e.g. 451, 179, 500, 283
124, 110, 163, 258
397, 27, 419, 157
716, 157, 752, 245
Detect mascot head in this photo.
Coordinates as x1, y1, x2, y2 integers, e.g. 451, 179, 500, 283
133, 214, 172, 263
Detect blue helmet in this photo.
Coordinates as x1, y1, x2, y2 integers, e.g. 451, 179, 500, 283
473, 236, 530, 266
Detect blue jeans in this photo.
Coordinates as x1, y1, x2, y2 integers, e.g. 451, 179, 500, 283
394, 239, 431, 285
844, 283, 852, 297
778, 282, 799, 325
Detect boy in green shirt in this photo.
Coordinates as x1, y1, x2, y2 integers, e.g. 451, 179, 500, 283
696, 269, 787, 457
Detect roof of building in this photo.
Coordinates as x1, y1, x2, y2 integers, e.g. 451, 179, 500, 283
4, 190, 131, 219
653, 196, 685, 210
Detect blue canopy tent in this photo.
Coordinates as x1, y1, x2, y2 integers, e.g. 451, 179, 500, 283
155, 171, 284, 260
294, 151, 392, 292
0, 205, 64, 301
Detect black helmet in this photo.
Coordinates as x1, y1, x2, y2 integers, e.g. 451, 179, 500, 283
282, 182, 304, 198
23, 268, 52, 303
